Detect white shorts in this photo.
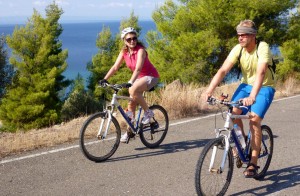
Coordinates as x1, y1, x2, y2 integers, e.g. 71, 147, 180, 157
136, 76, 159, 90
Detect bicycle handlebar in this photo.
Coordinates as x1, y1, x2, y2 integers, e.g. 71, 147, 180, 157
100, 82, 164, 92
99, 83, 129, 91
207, 96, 244, 108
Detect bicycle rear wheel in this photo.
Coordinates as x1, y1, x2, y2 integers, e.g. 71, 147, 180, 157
79, 112, 121, 162
195, 137, 234, 196
254, 125, 274, 180
139, 105, 169, 148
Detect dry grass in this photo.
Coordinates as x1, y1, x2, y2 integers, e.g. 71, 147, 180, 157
0, 117, 88, 158
1, 77, 300, 158
274, 77, 300, 98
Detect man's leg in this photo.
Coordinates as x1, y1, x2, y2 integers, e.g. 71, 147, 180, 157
232, 108, 245, 137
244, 113, 262, 177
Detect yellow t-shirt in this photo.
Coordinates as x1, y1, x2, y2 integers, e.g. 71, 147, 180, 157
228, 41, 275, 87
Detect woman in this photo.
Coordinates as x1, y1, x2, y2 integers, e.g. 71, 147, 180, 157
99, 27, 160, 142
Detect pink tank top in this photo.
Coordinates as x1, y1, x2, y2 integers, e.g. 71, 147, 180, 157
123, 45, 159, 78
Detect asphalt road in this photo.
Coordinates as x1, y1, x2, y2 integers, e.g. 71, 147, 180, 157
1, 95, 300, 196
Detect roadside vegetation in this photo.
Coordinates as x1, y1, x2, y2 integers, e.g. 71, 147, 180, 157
1, 78, 300, 158
0, 1, 300, 158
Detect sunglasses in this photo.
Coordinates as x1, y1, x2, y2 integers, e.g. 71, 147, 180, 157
237, 34, 250, 38
125, 37, 137, 42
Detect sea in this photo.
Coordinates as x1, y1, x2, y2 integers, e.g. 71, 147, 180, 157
0, 21, 157, 82
1, 21, 280, 85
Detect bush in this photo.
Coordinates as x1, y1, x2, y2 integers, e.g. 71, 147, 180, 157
61, 89, 103, 122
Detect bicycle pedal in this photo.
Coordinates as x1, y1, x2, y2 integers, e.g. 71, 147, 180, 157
236, 157, 243, 168
127, 131, 135, 138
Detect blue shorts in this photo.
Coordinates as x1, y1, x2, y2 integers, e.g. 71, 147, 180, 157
231, 83, 275, 119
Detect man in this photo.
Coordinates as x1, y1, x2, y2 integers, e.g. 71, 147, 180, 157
204, 19, 275, 178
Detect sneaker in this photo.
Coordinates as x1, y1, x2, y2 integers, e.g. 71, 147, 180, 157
120, 132, 128, 143
142, 109, 154, 124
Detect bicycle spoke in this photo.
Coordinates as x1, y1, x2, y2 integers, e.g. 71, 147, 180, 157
139, 105, 169, 148
79, 112, 121, 162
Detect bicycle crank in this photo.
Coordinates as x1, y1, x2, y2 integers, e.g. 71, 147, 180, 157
236, 157, 243, 168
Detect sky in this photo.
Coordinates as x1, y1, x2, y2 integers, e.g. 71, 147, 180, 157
0, 0, 167, 24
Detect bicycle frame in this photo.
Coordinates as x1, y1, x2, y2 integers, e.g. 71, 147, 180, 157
79, 82, 169, 163
97, 92, 142, 138
96, 84, 157, 140
213, 105, 252, 172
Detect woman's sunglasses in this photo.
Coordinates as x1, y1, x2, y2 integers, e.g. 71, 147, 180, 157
125, 37, 137, 42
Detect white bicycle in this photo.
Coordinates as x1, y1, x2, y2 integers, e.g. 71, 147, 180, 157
79, 83, 169, 162
195, 95, 274, 195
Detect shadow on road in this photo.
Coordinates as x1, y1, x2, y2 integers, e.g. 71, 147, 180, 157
231, 165, 300, 195
106, 138, 212, 162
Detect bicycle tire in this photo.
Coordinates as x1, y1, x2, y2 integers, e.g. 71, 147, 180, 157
79, 112, 121, 162
195, 137, 234, 196
254, 125, 274, 180
139, 105, 169, 148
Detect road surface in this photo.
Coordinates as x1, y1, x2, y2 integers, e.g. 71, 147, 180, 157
1, 95, 300, 195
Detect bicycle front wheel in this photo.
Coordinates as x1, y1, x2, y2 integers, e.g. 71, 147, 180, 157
79, 112, 121, 162
254, 125, 274, 180
195, 137, 234, 196
139, 105, 169, 148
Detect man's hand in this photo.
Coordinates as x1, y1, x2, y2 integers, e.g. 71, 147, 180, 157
204, 90, 213, 103
242, 97, 256, 106
98, 79, 109, 87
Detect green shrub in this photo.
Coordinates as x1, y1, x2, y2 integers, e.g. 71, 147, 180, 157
61, 89, 103, 122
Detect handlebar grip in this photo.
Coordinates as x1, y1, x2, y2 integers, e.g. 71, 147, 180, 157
207, 96, 216, 105
238, 99, 243, 105
102, 83, 108, 87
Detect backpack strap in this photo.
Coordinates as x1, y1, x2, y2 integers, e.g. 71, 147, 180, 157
236, 47, 243, 79
256, 40, 275, 79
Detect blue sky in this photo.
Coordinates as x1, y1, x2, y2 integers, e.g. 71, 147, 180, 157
0, 0, 166, 24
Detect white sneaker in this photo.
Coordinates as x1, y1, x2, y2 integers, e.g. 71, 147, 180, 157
142, 109, 154, 124
120, 132, 128, 143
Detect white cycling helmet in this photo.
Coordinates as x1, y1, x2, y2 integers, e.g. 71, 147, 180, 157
121, 27, 137, 39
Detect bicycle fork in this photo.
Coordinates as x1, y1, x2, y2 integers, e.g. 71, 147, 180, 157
209, 135, 230, 174
97, 111, 112, 139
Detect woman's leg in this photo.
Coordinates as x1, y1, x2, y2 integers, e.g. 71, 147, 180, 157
121, 79, 148, 142
128, 77, 149, 111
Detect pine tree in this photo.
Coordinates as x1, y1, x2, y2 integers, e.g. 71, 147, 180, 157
61, 74, 101, 121
0, 35, 14, 99
0, 2, 70, 131
147, 0, 299, 84
277, 4, 300, 80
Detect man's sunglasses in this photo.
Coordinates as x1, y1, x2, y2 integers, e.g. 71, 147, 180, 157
125, 37, 137, 42
237, 34, 250, 38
